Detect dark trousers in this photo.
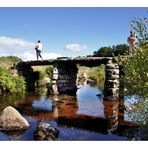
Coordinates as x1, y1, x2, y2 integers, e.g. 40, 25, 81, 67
36, 50, 43, 60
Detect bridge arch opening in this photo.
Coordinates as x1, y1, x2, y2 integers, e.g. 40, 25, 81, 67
77, 64, 105, 88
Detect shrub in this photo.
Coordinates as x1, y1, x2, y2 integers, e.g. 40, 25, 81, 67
118, 48, 148, 97
45, 65, 53, 79
0, 67, 26, 93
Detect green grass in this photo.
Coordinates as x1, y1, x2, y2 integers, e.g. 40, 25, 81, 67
32, 65, 53, 87
32, 65, 49, 72
78, 64, 105, 87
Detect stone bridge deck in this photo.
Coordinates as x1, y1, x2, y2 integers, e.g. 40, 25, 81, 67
17, 57, 113, 67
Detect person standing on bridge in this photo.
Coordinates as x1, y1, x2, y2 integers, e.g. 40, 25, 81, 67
127, 31, 138, 49
35, 40, 43, 60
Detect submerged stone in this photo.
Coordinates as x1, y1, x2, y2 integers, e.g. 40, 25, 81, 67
0, 106, 29, 130
34, 122, 59, 140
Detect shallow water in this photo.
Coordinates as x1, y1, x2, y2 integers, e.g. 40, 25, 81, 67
0, 84, 147, 140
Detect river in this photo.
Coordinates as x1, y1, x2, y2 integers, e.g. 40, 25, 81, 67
0, 84, 147, 140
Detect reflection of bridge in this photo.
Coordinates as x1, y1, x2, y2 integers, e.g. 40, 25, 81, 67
15, 94, 134, 139
17, 57, 120, 99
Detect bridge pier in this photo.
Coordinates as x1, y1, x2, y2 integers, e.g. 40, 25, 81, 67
104, 60, 120, 100
17, 65, 36, 91
53, 61, 78, 95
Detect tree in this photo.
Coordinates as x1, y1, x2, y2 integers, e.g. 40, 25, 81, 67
93, 46, 113, 57
113, 44, 130, 56
93, 44, 129, 57
130, 16, 148, 49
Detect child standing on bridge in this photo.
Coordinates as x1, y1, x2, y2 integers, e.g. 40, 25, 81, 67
35, 40, 43, 60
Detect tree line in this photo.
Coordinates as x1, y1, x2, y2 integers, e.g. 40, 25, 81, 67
92, 44, 130, 57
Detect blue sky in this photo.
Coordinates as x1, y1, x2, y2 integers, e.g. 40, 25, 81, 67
0, 7, 147, 60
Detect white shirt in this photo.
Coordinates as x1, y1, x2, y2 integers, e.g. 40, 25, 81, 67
35, 42, 43, 51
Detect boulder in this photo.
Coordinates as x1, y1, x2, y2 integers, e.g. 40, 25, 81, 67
34, 122, 59, 140
0, 106, 29, 130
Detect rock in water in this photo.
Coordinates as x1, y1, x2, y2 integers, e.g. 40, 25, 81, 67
0, 106, 29, 130
34, 122, 59, 140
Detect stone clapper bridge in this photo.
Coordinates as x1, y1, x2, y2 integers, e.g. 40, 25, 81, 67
16, 57, 136, 135
17, 57, 120, 100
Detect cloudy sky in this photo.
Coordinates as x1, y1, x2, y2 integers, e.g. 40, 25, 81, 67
0, 7, 147, 61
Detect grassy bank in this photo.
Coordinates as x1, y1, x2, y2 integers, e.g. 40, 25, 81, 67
0, 56, 22, 69
32, 65, 53, 87
78, 64, 105, 87
0, 56, 26, 94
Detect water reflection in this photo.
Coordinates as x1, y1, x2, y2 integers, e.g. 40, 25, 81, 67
32, 96, 52, 112
103, 99, 119, 132
0, 84, 147, 140
77, 85, 104, 117
0, 93, 26, 111
12, 86, 126, 134
52, 95, 78, 118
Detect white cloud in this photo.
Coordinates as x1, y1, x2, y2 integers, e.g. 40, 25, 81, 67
19, 52, 36, 61
42, 52, 62, 59
0, 36, 34, 51
0, 36, 62, 61
64, 43, 87, 52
